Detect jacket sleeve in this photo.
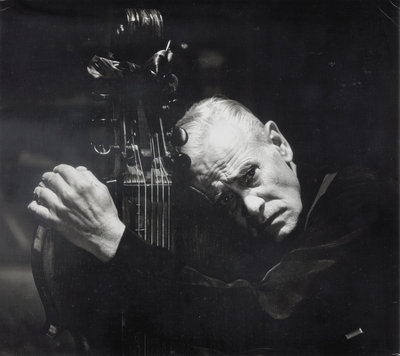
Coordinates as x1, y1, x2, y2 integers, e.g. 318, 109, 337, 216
108, 227, 269, 352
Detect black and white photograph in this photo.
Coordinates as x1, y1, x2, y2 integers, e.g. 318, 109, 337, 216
0, 0, 398, 355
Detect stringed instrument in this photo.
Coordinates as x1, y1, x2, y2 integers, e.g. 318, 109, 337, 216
32, 9, 238, 355
31, 8, 269, 355
30, 8, 183, 354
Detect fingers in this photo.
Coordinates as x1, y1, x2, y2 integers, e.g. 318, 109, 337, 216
40, 164, 103, 197
30, 164, 104, 215
42, 171, 70, 193
53, 164, 84, 186
53, 164, 100, 189
33, 185, 59, 210
76, 166, 102, 186
75, 166, 88, 172
28, 200, 48, 217
28, 200, 56, 228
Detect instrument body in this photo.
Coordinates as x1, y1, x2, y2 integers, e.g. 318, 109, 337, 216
31, 8, 180, 354
31, 70, 177, 356
31, 8, 269, 354
30, 51, 242, 354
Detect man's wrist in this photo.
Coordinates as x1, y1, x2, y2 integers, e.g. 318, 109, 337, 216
96, 220, 126, 263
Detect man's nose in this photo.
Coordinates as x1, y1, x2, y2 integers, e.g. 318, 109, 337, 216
242, 195, 265, 217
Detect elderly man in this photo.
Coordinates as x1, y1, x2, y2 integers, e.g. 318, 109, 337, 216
29, 97, 398, 355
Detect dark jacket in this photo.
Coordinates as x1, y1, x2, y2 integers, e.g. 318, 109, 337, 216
109, 165, 399, 355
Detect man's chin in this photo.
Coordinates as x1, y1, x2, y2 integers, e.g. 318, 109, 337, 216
254, 220, 297, 242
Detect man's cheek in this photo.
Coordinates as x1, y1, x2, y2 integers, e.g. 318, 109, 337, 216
232, 209, 248, 231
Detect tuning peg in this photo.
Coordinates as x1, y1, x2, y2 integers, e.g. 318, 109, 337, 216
167, 127, 188, 147
163, 153, 191, 172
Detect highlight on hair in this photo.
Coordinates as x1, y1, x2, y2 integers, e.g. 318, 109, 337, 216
176, 97, 265, 162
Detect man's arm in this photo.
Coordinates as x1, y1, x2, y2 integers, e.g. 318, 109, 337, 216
27, 165, 398, 353
26, 165, 273, 351
26, 164, 293, 351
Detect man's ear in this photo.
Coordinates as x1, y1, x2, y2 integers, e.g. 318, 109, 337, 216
264, 121, 293, 163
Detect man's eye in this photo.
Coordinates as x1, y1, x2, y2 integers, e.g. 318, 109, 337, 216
217, 193, 236, 211
221, 194, 233, 205
240, 167, 257, 186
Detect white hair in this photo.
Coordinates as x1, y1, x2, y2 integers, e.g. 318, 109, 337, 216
176, 97, 266, 162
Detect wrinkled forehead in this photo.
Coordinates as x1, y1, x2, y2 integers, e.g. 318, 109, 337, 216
187, 125, 252, 197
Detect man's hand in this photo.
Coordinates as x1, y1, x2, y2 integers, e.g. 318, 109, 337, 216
28, 165, 125, 262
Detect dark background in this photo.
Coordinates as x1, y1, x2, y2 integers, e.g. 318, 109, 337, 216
0, 0, 398, 354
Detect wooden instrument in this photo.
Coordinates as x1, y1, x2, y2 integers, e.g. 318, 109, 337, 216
31, 8, 269, 355
31, 8, 187, 354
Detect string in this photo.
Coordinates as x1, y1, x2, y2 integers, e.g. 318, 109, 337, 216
153, 135, 162, 247
150, 136, 155, 246
122, 98, 147, 241
130, 137, 146, 240
149, 130, 172, 249
158, 118, 172, 250
155, 134, 166, 248
151, 136, 157, 246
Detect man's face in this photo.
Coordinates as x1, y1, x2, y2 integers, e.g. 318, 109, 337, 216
189, 122, 302, 242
